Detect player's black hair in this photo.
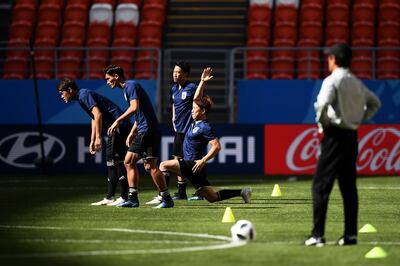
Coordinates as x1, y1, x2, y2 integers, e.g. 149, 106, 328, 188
194, 95, 213, 115
324, 43, 352, 68
56, 78, 78, 92
174, 61, 191, 74
104, 64, 125, 79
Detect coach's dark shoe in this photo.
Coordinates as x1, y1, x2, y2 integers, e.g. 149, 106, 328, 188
172, 192, 187, 200
337, 235, 357, 246
304, 236, 325, 247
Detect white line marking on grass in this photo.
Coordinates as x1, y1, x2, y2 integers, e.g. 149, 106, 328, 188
358, 186, 400, 190
0, 225, 246, 258
13, 239, 223, 244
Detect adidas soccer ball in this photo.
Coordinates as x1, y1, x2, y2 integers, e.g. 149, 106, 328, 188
230, 220, 256, 242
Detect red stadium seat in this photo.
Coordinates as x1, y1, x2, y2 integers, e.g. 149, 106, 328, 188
38, 3, 62, 24
111, 39, 136, 58
377, 57, 400, 79
3, 56, 29, 79
61, 21, 86, 45
301, 0, 323, 6
58, 57, 82, 79
34, 38, 57, 58
12, 2, 36, 23
85, 57, 108, 79
113, 22, 137, 45
87, 22, 111, 44
34, 56, 54, 79
378, 21, 400, 42
119, 0, 143, 8
327, 3, 349, 23
351, 21, 375, 46
68, 0, 91, 8
247, 38, 269, 59
297, 39, 321, 58
299, 21, 323, 44
141, 3, 166, 23
353, 0, 376, 8
92, 0, 117, 8
135, 56, 157, 79
325, 21, 349, 46
352, 39, 373, 58
9, 21, 34, 41
6, 39, 30, 59
60, 39, 85, 58
352, 2, 375, 22
378, 39, 400, 58
273, 39, 296, 58
137, 38, 160, 58
87, 39, 109, 59
246, 56, 268, 79
247, 21, 271, 41
351, 57, 373, 80
111, 56, 133, 78
271, 56, 295, 79
35, 21, 60, 46
297, 57, 321, 80
275, 4, 297, 22
378, 2, 400, 23
64, 3, 88, 23
300, 3, 323, 23
248, 4, 272, 23
273, 21, 297, 44
139, 20, 163, 40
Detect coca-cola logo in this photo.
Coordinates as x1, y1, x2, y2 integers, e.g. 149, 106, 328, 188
286, 127, 400, 173
357, 128, 400, 172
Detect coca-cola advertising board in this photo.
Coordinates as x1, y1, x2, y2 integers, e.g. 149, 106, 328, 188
264, 125, 400, 175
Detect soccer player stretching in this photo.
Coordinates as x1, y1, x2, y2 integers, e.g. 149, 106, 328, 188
56, 78, 129, 206
104, 65, 174, 208
159, 95, 252, 204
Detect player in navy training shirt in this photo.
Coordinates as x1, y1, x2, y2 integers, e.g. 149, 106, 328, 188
104, 65, 173, 208
146, 64, 213, 204
159, 95, 252, 204
56, 78, 129, 206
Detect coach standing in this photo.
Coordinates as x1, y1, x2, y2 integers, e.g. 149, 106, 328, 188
305, 44, 381, 247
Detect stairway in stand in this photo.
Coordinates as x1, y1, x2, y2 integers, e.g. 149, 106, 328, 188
162, 0, 248, 123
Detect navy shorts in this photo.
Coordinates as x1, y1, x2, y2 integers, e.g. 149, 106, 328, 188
128, 131, 161, 159
106, 125, 130, 165
178, 159, 211, 189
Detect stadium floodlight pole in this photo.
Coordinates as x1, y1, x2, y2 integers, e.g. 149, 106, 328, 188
29, 38, 47, 175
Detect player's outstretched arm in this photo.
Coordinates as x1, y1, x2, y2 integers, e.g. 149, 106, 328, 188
194, 67, 213, 101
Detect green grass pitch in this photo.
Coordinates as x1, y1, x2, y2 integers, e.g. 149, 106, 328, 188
0, 174, 399, 266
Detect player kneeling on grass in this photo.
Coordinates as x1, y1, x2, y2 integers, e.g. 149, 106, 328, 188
160, 95, 252, 203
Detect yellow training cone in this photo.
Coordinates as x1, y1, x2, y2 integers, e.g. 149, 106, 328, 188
365, 246, 388, 259
222, 207, 235, 223
271, 184, 282, 197
359, 223, 377, 233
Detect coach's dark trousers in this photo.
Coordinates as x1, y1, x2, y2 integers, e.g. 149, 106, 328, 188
311, 126, 359, 237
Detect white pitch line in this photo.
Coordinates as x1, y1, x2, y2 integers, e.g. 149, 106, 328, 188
358, 186, 400, 190
0, 225, 246, 258
12, 239, 223, 244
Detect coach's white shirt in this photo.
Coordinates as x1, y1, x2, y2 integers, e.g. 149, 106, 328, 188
315, 67, 381, 132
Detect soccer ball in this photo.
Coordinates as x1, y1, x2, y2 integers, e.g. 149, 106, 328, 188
230, 220, 256, 242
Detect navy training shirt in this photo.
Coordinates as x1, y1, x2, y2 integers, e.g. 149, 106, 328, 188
78, 88, 127, 130
183, 120, 216, 160
171, 81, 197, 133
123, 80, 160, 134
